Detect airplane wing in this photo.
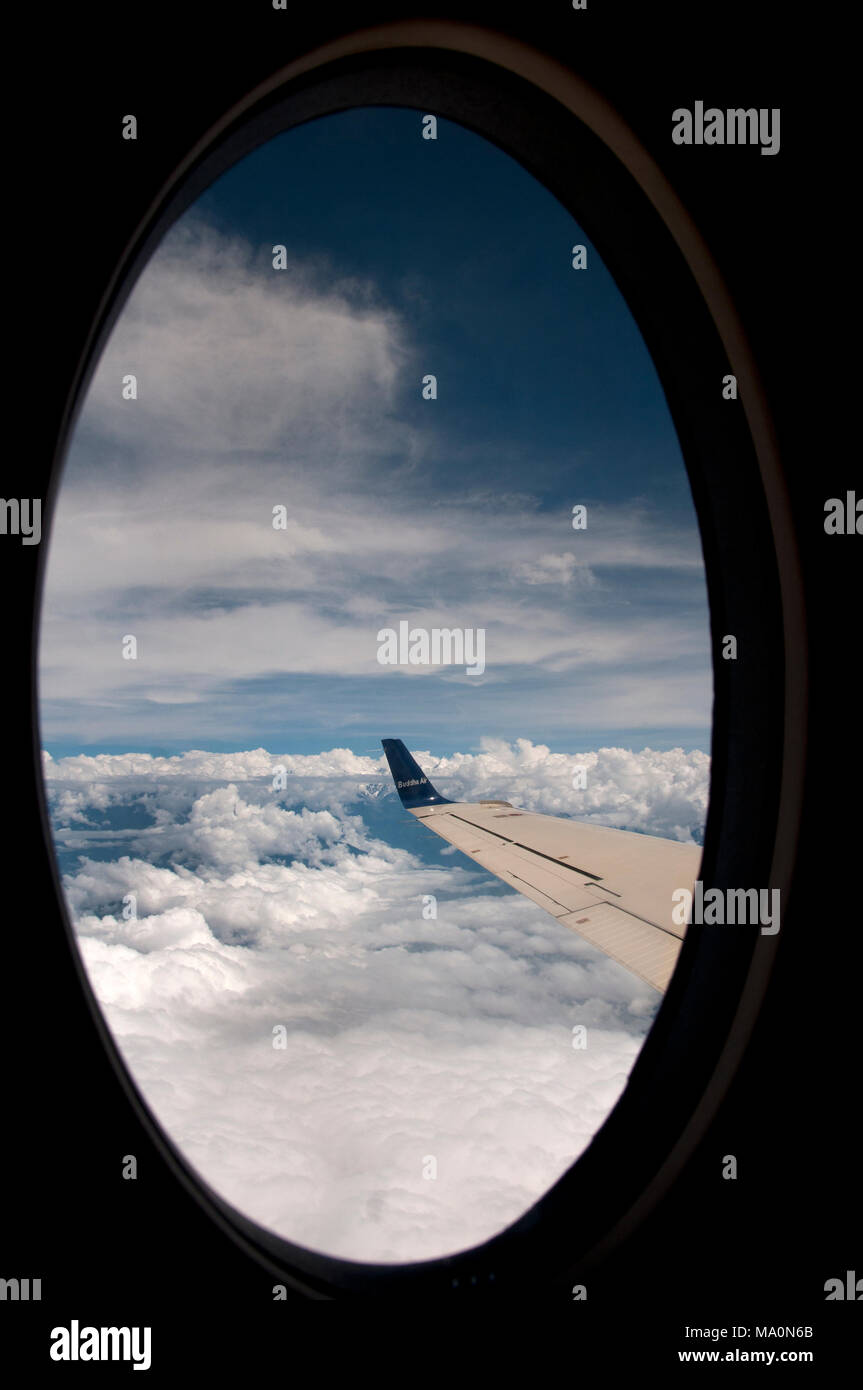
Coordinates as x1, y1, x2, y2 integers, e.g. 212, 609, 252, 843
382, 738, 701, 993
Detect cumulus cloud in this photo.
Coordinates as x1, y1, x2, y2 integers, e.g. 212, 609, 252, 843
44, 740, 708, 1262
426, 739, 710, 844
45, 738, 709, 844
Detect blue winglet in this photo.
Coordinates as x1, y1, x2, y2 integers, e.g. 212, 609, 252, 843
381, 739, 453, 808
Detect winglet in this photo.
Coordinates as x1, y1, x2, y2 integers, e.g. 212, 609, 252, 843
381, 739, 453, 808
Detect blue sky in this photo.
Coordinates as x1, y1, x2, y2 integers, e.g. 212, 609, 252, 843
39, 106, 711, 759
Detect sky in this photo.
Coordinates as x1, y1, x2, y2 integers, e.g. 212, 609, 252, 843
38, 108, 712, 1263
39, 106, 711, 759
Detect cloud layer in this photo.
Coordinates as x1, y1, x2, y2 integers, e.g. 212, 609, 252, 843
45, 741, 708, 1262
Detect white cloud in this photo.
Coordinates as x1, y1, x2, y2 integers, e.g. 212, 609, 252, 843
45, 740, 708, 1262
427, 738, 710, 842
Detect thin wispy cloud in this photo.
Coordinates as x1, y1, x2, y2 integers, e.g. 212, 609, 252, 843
40, 223, 710, 749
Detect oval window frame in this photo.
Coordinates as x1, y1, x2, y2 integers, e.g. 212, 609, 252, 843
36, 21, 806, 1296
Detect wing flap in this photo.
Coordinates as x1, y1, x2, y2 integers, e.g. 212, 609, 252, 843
557, 903, 683, 992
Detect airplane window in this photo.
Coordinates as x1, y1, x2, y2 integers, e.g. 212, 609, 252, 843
38, 106, 713, 1265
